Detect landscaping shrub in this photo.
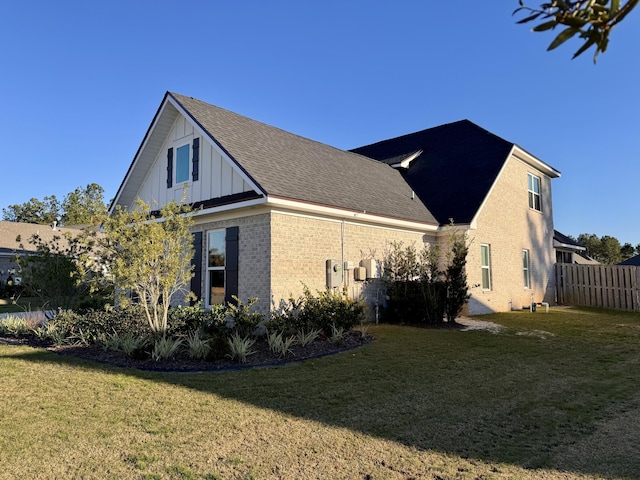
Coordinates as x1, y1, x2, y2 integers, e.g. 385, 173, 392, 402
269, 287, 365, 336
14, 230, 110, 311
297, 287, 365, 335
382, 227, 469, 325
226, 296, 264, 337
36, 305, 151, 346
8, 288, 369, 365
267, 295, 304, 334
0, 316, 31, 337
444, 233, 470, 322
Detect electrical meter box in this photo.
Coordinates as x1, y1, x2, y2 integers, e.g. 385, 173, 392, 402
354, 266, 367, 281
360, 258, 378, 279
326, 259, 343, 288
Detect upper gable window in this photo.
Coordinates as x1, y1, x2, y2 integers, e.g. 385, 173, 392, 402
527, 173, 542, 212
176, 144, 190, 184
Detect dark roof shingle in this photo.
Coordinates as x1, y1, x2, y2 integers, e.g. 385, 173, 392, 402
351, 120, 515, 225
619, 255, 640, 266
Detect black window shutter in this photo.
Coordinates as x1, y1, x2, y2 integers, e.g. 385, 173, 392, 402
190, 231, 202, 304
225, 226, 239, 305
192, 137, 200, 182
166, 148, 173, 188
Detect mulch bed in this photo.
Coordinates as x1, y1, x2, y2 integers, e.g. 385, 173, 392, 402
0, 331, 372, 373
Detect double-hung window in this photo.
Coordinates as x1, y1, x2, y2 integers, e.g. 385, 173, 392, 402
522, 249, 531, 289
207, 230, 226, 306
528, 173, 542, 211
481, 244, 492, 290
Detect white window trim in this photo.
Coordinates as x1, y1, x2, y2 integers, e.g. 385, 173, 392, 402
175, 143, 191, 185
528, 172, 542, 212
206, 229, 226, 307
523, 249, 531, 289
481, 244, 492, 291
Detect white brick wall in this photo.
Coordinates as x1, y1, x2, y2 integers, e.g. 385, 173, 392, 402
270, 212, 436, 316
465, 155, 556, 314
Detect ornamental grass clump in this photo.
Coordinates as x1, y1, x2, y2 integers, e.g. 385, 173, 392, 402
266, 330, 296, 358
296, 328, 321, 347
151, 336, 184, 362
0, 316, 30, 337
329, 323, 346, 344
98, 330, 123, 352
34, 321, 70, 346
185, 330, 211, 360
226, 332, 256, 363
119, 333, 148, 356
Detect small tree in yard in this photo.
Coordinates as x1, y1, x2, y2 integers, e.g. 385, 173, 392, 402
15, 228, 107, 310
444, 228, 470, 323
383, 224, 470, 325
101, 198, 194, 334
383, 241, 446, 325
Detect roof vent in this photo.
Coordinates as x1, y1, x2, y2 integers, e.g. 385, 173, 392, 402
390, 149, 423, 170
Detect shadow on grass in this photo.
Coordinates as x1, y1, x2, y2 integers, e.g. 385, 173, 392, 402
4, 317, 640, 479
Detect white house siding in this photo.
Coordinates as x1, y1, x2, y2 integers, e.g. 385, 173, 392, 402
466, 154, 556, 314
134, 114, 252, 210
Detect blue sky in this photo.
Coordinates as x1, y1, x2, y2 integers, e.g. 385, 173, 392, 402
1, 1, 638, 245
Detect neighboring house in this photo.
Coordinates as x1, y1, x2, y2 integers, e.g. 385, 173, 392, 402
0, 221, 80, 287
554, 230, 587, 264
619, 254, 640, 266
574, 253, 600, 265
110, 92, 561, 315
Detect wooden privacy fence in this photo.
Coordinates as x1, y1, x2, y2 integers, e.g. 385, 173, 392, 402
555, 264, 640, 312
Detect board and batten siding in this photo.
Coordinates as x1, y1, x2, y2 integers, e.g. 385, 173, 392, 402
135, 115, 252, 209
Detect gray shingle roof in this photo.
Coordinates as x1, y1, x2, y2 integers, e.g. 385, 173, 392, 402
0, 221, 82, 255
170, 93, 437, 225
554, 230, 584, 249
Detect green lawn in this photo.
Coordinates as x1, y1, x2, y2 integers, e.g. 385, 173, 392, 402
0, 296, 47, 314
2, 307, 639, 479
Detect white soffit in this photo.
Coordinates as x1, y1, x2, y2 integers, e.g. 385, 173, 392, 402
267, 196, 439, 232
512, 145, 561, 178
111, 100, 179, 211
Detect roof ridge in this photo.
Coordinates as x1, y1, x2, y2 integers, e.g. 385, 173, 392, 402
352, 119, 514, 152
169, 92, 394, 168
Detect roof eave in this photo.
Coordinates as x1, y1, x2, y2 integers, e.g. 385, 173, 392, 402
267, 196, 439, 232
109, 92, 178, 213
512, 145, 561, 178
554, 239, 586, 251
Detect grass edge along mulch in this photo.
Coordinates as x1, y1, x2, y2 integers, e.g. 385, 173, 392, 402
2, 307, 640, 479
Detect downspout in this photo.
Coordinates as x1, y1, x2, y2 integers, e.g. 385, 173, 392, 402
341, 220, 346, 290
